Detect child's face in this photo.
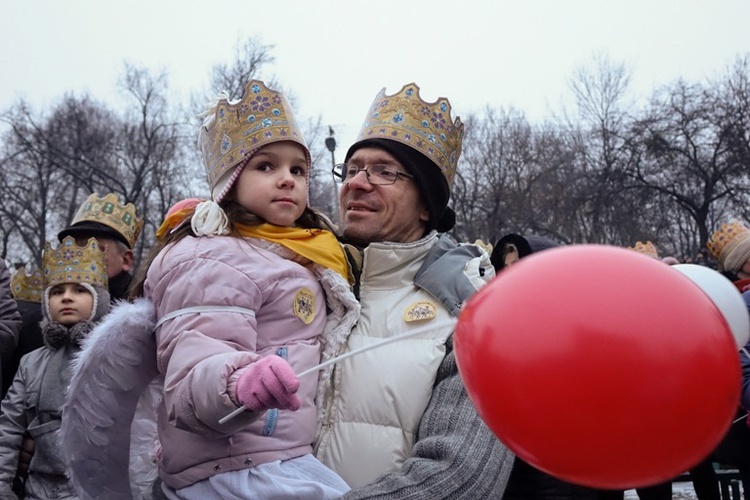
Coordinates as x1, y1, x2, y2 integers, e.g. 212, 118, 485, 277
48, 283, 94, 326
739, 258, 750, 280
233, 142, 308, 226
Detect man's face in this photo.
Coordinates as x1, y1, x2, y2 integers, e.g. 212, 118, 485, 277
75, 236, 133, 278
339, 147, 429, 245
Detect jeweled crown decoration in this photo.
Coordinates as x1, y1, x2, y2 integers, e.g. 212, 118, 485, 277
707, 221, 750, 261
10, 266, 43, 303
628, 241, 659, 259
353, 83, 464, 187
73, 193, 142, 249
42, 236, 108, 288
198, 80, 308, 192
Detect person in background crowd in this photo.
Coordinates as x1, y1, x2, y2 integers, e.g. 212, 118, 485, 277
488, 232, 600, 499
3, 266, 42, 398
0, 237, 110, 499
8, 192, 144, 486
0, 260, 21, 398
596, 241, 691, 500
490, 232, 560, 272
709, 222, 750, 500
7, 192, 141, 386
58, 192, 143, 301
314, 82, 514, 498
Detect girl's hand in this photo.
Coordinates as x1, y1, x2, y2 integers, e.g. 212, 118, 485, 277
235, 356, 301, 412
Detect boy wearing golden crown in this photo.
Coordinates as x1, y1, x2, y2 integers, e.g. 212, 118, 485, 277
13, 194, 138, 484
58, 192, 142, 301
0, 237, 109, 499
5, 195, 138, 484
314, 83, 513, 498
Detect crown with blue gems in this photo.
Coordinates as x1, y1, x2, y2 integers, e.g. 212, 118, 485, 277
72, 193, 142, 249
353, 82, 464, 187
42, 236, 108, 288
197, 80, 309, 193
10, 266, 44, 303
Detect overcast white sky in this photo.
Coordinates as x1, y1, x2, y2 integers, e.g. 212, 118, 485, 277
2, 0, 749, 157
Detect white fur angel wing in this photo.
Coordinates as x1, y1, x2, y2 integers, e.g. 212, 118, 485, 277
61, 298, 161, 500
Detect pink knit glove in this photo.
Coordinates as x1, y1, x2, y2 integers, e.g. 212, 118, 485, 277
235, 356, 301, 412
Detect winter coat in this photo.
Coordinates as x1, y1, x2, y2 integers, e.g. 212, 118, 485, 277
1, 301, 40, 399
0, 320, 95, 500
144, 235, 357, 489
315, 232, 516, 499
0, 261, 21, 385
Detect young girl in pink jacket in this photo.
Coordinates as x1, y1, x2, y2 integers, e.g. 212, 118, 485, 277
133, 81, 357, 499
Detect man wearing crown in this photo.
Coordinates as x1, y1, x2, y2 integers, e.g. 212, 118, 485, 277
314, 83, 514, 498
0, 237, 110, 499
58, 192, 143, 301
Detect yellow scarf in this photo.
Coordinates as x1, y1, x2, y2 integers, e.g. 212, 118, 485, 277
236, 223, 349, 281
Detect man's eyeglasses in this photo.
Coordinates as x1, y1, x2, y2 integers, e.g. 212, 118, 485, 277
332, 163, 414, 185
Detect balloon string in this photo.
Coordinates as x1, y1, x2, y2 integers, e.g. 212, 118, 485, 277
218, 318, 458, 424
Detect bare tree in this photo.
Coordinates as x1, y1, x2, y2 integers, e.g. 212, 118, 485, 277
209, 36, 276, 102
0, 96, 119, 264
624, 67, 750, 259
0, 64, 195, 266
115, 63, 196, 262
559, 53, 659, 247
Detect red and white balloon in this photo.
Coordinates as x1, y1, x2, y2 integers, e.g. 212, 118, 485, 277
454, 245, 741, 489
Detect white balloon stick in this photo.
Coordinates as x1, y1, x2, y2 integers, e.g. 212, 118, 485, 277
218, 318, 458, 425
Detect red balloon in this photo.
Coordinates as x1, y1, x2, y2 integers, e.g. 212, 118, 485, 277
455, 245, 740, 489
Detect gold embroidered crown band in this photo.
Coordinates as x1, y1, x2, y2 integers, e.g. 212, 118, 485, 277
60, 193, 143, 249
42, 236, 108, 288
197, 80, 310, 200
352, 83, 464, 187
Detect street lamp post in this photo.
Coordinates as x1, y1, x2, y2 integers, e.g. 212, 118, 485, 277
324, 127, 338, 221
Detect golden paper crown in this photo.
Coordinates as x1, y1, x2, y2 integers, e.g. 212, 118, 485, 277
42, 236, 108, 288
10, 266, 43, 303
352, 82, 464, 187
628, 241, 659, 259
473, 239, 494, 255
707, 221, 750, 261
197, 80, 308, 194
72, 193, 142, 248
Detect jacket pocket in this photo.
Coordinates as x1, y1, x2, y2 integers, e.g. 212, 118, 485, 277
26, 419, 66, 476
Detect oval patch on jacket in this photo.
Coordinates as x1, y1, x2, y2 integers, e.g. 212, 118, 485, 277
293, 287, 316, 324
403, 301, 438, 322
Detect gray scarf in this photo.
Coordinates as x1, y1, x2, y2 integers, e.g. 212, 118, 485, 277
31, 320, 94, 475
